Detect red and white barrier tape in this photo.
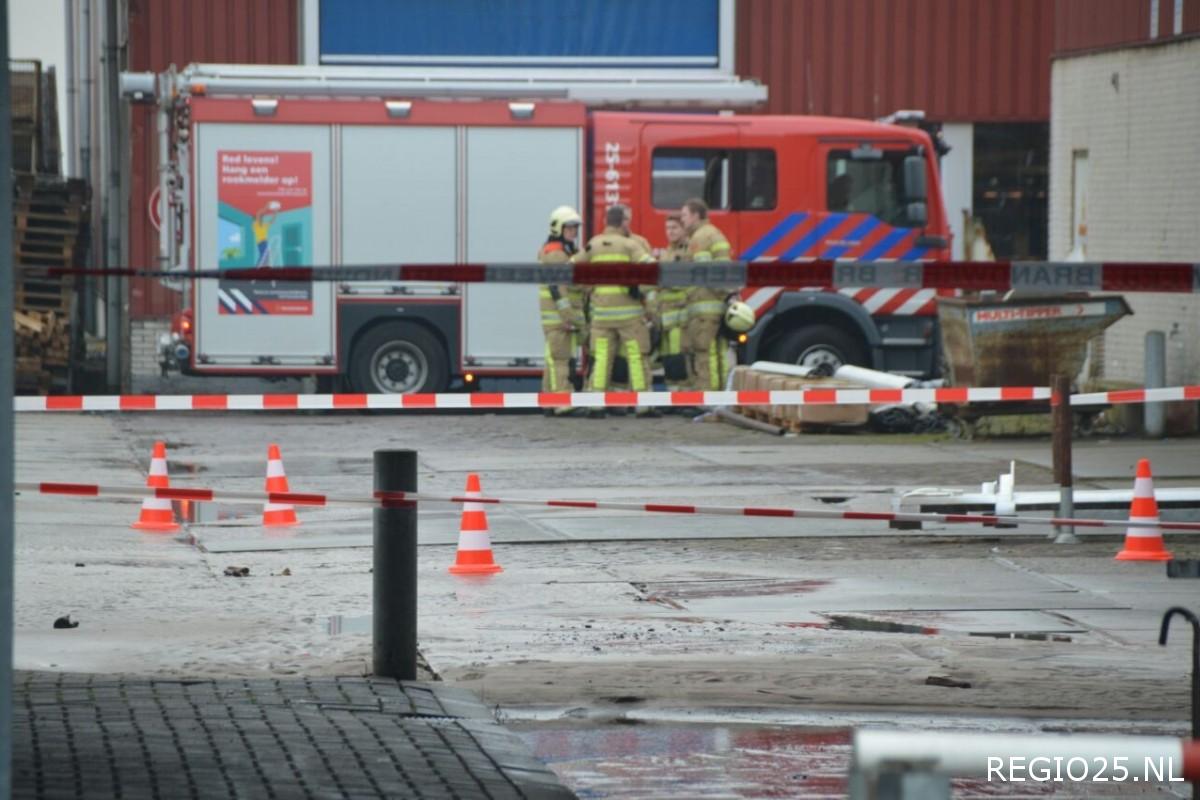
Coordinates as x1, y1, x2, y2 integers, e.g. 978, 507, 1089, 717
20, 260, 1200, 294
15, 481, 1200, 532
1069, 385, 1200, 406
12, 387, 1044, 412
13, 386, 1199, 413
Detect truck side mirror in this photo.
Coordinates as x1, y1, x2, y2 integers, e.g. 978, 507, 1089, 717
903, 155, 927, 201
906, 201, 928, 228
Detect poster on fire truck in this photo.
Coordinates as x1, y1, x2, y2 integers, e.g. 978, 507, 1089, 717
216, 150, 313, 315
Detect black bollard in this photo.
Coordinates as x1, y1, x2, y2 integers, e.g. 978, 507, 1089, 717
374, 449, 418, 680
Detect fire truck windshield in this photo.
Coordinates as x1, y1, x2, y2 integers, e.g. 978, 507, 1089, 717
827, 149, 924, 227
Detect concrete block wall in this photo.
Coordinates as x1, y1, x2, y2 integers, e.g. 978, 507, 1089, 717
1050, 37, 1200, 385
130, 319, 168, 378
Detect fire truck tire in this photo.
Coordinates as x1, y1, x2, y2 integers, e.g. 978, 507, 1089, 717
350, 322, 449, 395
766, 324, 867, 371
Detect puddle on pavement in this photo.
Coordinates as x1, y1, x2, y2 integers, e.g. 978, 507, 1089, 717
826, 614, 940, 635
513, 722, 849, 799
511, 720, 1166, 798
781, 614, 1077, 642
968, 630, 1074, 642
635, 579, 831, 603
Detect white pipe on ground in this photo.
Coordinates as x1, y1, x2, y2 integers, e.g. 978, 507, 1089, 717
834, 364, 916, 389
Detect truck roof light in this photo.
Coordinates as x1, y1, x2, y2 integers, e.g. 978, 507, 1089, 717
508, 102, 535, 120
251, 98, 278, 116
385, 100, 412, 119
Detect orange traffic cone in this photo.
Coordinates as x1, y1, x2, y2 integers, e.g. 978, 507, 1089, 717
449, 473, 502, 575
131, 441, 180, 532
262, 444, 299, 527
1116, 458, 1172, 561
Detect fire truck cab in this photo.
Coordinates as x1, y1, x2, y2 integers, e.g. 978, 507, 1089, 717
593, 112, 951, 377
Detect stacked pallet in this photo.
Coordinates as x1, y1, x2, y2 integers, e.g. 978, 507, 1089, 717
10, 60, 61, 175
12, 174, 89, 393
730, 365, 869, 432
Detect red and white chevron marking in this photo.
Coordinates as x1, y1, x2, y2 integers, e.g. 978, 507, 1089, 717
838, 287, 943, 316
13, 386, 1200, 413
16, 481, 1200, 532
739, 287, 948, 318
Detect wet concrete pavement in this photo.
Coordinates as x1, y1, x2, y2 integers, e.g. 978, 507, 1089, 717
13, 411, 1200, 798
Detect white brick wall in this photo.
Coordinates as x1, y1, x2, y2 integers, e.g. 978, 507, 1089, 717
1050, 38, 1200, 385
130, 319, 169, 378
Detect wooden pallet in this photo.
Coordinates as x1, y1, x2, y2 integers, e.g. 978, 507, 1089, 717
15, 287, 72, 313
728, 366, 871, 431
15, 222, 78, 243
13, 210, 82, 235
11, 178, 89, 284
15, 245, 75, 267
14, 201, 82, 224
17, 277, 71, 301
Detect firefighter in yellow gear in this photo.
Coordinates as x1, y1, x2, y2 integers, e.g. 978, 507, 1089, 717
617, 213, 657, 397
679, 197, 734, 392
538, 206, 586, 415
656, 214, 691, 391
573, 204, 658, 418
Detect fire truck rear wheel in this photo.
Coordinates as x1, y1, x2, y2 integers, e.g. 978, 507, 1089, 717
768, 324, 867, 371
350, 322, 448, 394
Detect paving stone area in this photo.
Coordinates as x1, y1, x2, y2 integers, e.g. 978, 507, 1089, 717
13, 672, 575, 800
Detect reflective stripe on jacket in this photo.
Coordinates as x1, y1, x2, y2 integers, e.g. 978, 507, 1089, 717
685, 222, 731, 263
538, 238, 582, 331
575, 227, 653, 327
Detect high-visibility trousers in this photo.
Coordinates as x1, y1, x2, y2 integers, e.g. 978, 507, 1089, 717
587, 320, 651, 393
659, 324, 687, 388
685, 314, 729, 391
542, 327, 578, 393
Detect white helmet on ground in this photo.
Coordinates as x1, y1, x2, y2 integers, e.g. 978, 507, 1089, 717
724, 300, 756, 333
549, 206, 582, 237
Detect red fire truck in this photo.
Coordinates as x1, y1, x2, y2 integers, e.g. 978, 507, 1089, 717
133, 65, 951, 392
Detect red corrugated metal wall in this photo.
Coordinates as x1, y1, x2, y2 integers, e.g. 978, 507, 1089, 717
127, 0, 299, 318
1054, 0, 1147, 52
735, 0, 1055, 122
1054, 0, 1199, 52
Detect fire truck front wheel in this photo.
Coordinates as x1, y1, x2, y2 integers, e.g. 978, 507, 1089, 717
350, 322, 449, 395
767, 324, 867, 371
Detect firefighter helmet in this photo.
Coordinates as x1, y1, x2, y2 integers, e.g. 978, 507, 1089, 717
724, 300, 756, 333
549, 206, 582, 237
